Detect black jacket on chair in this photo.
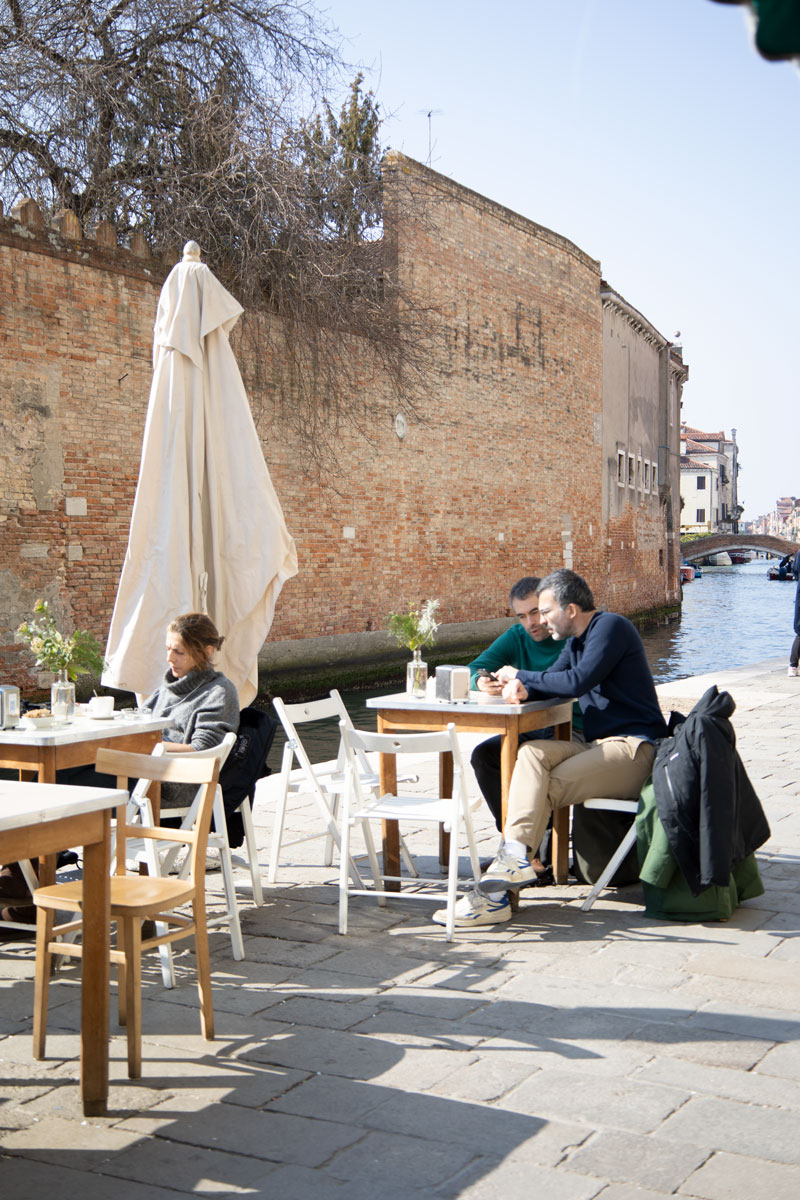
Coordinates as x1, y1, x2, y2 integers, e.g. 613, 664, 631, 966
652, 685, 770, 897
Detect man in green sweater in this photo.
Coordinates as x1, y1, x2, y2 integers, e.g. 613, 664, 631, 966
468, 576, 582, 875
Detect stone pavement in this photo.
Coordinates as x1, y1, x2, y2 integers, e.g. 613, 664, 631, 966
2, 658, 799, 1199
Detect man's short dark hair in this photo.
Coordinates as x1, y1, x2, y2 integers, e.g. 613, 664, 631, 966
537, 569, 594, 612
509, 576, 541, 604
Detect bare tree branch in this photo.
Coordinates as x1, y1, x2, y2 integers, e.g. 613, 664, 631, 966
0, 1, 441, 479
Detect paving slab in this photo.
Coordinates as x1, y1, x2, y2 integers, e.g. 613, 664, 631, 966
681, 1150, 800, 1200
564, 1127, 708, 1192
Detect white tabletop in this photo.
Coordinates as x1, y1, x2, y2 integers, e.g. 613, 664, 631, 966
0, 781, 127, 833
0, 714, 172, 747
366, 691, 573, 716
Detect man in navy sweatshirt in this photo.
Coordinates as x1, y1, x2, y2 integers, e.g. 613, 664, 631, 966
476, 568, 667, 907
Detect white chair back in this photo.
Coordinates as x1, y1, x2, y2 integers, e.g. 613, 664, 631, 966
337, 721, 481, 941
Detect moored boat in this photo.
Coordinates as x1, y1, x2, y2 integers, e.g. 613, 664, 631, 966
767, 554, 796, 582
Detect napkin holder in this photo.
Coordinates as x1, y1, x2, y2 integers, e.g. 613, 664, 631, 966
435, 666, 470, 703
0, 684, 21, 728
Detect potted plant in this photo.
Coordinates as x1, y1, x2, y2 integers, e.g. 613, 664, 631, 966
387, 599, 440, 697
17, 600, 106, 721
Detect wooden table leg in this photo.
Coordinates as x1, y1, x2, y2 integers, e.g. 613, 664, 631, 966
499, 718, 521, 912
377, 718, 401, 892
438, 750, 453, 870
79, 813, 111, 1116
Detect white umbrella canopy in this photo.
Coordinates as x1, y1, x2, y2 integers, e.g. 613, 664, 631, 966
103, 241, 298, 706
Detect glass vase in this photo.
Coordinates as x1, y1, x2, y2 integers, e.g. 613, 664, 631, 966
51, 669, 75, 723
406, 648, 428, 698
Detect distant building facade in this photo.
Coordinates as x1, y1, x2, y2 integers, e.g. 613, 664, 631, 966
679, 424, 741, 534
602, 288, 687, 605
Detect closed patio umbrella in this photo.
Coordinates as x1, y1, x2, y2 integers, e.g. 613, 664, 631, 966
103, 241, 297, 706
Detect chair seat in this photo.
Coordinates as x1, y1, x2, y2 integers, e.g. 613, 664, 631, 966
34, 875, 197, 918
359, 793, 459, 824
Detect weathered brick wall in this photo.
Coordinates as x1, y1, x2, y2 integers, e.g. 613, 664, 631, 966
0, 156, 673, 692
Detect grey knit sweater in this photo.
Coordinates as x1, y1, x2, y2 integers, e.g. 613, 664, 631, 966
142, 667, 240, 808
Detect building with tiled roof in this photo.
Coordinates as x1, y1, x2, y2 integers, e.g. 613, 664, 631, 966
679, 423, 741, 534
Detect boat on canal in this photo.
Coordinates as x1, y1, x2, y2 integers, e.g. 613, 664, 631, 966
767, 561, 796, 581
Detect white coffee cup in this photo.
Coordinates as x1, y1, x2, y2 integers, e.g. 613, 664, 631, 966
88, 695, 114, 717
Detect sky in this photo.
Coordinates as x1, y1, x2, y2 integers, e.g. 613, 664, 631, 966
321, 0, 798, 520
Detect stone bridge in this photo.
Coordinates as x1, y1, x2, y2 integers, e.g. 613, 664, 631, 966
680, 533, 799, 563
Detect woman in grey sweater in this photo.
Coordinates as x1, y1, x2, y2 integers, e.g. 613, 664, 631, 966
142, 612, 239, 808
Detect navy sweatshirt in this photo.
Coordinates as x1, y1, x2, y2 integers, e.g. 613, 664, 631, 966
515, 611, 668, 743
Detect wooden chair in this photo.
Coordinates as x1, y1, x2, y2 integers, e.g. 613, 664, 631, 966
338, 722, 481, 942
32, 748, 220, 1079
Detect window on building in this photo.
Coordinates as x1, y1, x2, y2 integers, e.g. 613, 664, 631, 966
652, 462, 658, 491
696, 508, 706, 523
697, 476, 706, 490
617, 450, 626, 487
628, 454, 635, 488
637, 456, 643, 489
643, 461, 650, 493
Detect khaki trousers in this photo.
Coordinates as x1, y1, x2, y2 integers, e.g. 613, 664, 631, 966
505, 736, 656, 852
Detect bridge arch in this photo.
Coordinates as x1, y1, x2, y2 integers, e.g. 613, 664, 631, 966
680, 533, 799, 563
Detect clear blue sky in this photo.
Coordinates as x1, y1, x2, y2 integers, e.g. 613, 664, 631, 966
322, 0, 798, 521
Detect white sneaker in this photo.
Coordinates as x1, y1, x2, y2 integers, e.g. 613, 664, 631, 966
168, 849, 220, 875
788, 666, 798, 677
432, 888, 511, 927
477, 848, 537, 893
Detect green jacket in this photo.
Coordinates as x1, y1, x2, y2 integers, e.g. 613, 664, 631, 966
468, 624, 582, 731
636, 779, 764, 921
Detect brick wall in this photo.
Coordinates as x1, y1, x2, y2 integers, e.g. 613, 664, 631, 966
0, 156, 676, 693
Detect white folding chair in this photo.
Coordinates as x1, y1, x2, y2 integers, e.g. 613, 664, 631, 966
338, 722, 481, 942
579, 798, 640, 911
126, 734, 246, 982
269, 691, 418, 886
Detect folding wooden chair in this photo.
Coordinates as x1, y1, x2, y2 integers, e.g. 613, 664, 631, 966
338, 722, 481, 942
269, 690, 417, 886
579, 797, 640, 911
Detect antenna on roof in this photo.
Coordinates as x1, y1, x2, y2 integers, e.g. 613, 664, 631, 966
416, 108, 444, 166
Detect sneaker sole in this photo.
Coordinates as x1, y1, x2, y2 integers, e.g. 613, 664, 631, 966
477, 873, 536, 895
432, 908, 511, 927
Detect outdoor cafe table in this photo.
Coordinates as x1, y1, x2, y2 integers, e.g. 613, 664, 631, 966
0, 780, 127, 1116
365, 692, 574, 887
0, 713, 172, 785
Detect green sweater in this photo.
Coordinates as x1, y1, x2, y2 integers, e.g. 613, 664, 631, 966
469, 624, 582, 730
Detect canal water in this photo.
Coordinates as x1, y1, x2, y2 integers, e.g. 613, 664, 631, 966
269, 558, 797, 764
641, 557, 795, 682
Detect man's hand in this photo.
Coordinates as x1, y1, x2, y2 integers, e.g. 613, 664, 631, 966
476, 673, 503, 695
494, 666, 519, 684
502, 677, 529, 703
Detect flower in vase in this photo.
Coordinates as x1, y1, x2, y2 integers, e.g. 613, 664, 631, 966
17, 600, 106, 680
387, 599, 440, 652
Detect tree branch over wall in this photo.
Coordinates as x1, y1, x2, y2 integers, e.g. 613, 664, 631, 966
0, 1, 441, 478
